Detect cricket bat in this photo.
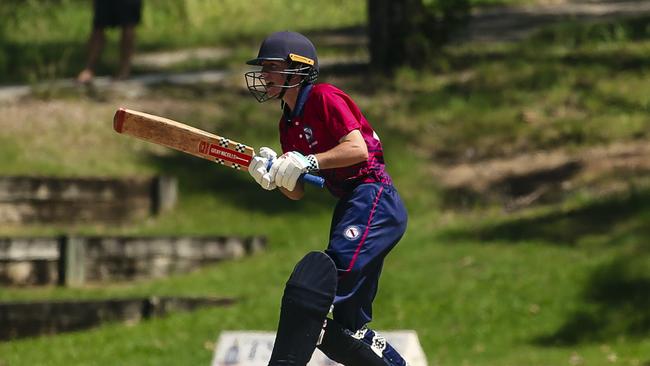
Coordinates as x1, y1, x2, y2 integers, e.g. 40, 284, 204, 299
113, 108, 325, 187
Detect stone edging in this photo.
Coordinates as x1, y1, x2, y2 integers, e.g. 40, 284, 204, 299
0, 235, 266, 286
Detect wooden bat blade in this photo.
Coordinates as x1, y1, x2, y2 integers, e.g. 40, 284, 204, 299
113, 108, 254, 169
113, 108, 326, 188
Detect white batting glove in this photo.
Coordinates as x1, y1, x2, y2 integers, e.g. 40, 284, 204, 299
269, 151, 319, 191
248, 147, 278, 190
258, 147, 278, 160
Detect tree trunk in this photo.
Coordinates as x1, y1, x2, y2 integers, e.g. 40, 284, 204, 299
368, 0, 425, 72
367, 0, 470, 71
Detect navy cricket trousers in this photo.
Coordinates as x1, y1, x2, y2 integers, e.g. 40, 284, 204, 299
325, 182, 408, 332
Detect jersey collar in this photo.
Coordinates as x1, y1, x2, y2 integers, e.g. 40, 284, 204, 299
283, 83, 313, 124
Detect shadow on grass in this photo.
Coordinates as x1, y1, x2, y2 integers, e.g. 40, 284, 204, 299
0, 39, 182, 85
535, 250, 650, 346
529, 15, 650, 46
437, 186, 650, 345
0, 41, 88, 84
446, 15, 650, 71
426, 51, 650, 112
0, 23, 370, 85
411, 16, 650, 110
439, 187, 650, 246
144, 152, 334, 215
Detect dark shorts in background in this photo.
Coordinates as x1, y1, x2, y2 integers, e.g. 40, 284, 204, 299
93, 0, 142, 28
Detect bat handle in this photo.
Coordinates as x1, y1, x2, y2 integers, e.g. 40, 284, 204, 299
302, 173, 326, 188
265, 160, 325, 188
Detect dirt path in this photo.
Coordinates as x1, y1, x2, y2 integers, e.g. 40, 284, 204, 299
433, 141, 650, 210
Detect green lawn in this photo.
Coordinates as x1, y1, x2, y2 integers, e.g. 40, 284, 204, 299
1, 4, 650, 366
2, 208, 649, 365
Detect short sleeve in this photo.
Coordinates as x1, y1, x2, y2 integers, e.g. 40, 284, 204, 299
318, 90, 361, 142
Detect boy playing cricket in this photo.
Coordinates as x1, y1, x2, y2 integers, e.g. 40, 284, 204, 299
245, 31, 408, 366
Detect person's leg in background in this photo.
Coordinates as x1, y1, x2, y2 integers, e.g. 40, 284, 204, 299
116, 24, 136, 79
77, 26, 106, 83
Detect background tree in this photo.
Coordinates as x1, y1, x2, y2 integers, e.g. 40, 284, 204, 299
368, 0, 470, 71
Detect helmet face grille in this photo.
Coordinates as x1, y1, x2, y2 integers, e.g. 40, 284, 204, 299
244, 71, 271, 103
244, 65, 317, 103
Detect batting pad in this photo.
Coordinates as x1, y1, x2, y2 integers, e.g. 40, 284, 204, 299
268, 251, 337, 366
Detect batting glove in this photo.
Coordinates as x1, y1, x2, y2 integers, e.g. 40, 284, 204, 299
248, 147, 278, 190
269, 151, 319, 191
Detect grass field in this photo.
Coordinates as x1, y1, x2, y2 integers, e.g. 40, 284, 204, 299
1, 1, 650, 366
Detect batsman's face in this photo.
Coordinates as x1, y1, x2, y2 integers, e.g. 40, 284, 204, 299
261, 61, 289, 97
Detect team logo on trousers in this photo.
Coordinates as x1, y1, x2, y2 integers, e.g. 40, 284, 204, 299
343, 225, 361, 241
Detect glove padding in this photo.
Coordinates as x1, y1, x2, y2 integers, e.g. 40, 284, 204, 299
248, 147, 277, 190
269, 151, 318, 191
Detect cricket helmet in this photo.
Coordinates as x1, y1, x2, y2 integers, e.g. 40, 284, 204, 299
245, 31, 319, 103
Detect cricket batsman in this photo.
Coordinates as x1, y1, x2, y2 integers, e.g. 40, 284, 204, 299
245, 31, 409, 366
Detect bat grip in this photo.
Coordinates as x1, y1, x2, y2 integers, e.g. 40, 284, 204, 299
302, 173, 326, 188
266, 160, 325, 188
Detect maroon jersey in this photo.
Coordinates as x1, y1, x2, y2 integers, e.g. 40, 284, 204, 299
279, 83, 392, 197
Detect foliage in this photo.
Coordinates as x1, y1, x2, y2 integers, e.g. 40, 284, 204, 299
418, 0, 472, 60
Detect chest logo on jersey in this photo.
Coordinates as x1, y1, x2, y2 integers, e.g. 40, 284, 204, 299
343, 225, 362, 241
303, 126, 318, 148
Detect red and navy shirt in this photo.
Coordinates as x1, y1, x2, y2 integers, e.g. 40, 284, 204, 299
279, 83, 392, 198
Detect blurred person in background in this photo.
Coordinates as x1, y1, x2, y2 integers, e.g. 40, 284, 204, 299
77, 0, 143, 83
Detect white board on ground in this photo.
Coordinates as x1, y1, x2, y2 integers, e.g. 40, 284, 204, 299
211, 330, 427, 366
